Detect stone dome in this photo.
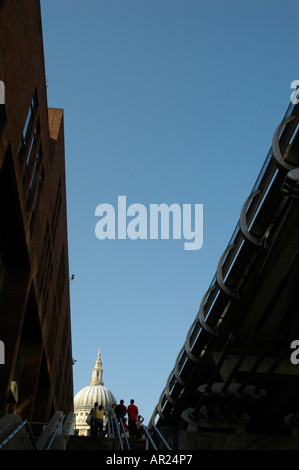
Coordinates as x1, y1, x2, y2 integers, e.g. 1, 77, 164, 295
74, 384, 117, 410
73, 348, 117, 436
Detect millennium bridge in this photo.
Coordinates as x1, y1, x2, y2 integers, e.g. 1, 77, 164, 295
149, 98, 299, 450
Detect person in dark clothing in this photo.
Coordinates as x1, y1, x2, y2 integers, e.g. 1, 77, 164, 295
115, 399, 127, 424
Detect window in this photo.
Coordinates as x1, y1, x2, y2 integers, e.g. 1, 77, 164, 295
26, 119, 40, 167
22, 120, 41, 192
37, 224, 53, 304
47, 299, 58, 365
18, 89, 38, 160
26, 144, 43, 208
30, 164, 45, 232
51, 180, 62, 241
56, 245, 66, 309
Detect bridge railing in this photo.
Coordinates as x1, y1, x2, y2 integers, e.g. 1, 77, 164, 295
107, 415, 131, 450
0, 411, 75, 450
106, 417, 172, 451
0, 416, 37, 450
143, 424, 172, 451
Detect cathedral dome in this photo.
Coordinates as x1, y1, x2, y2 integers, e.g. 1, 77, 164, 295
74, 384, 117, 410
73, 348, 117, 435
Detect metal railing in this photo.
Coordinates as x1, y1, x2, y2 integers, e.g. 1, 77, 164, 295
107, 416, 131, 450
107, 417, 172, 451
143, 425, 172, 450
0, 413, 171, 451
62, 412, 75, 450
44, 414, 65, 450
0, 411, 75, 450
0, 419, 37, 450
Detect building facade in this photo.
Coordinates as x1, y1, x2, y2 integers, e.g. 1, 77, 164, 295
0, 0, 74, 422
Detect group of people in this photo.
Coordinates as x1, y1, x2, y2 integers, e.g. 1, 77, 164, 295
87, 399, 144, 440
88, 402, 106, 439
114, 399, 144, 439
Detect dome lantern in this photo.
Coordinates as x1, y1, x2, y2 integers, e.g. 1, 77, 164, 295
89, 348, 103, 386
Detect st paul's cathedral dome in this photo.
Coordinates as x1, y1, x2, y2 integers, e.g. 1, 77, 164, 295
74, 348, 117, 435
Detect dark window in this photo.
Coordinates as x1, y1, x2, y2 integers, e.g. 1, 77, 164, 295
47, 299, 58, 366
56, 245, 66, 309
18, 89, 38, 160
30, 164, 45, 232
37, 224, 53, 303
22, 119, 41, 191
51, 179, 62, 242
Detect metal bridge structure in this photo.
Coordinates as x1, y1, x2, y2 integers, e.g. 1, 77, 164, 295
149, 99, 299, 450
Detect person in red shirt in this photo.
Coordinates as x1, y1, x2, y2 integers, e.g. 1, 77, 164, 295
127, 399, 139, 438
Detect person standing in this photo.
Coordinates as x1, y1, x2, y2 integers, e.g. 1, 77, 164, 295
104, 404, 117, 437
137, 415, 144, 439
94, 404, 105, 439
127, 399, 139, 438
90, 402, 98, 437
115, 399, 127, 424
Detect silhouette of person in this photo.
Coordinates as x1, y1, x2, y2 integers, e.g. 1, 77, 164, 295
115, 399, 127, 424
92, 403, 105, 439
127, 399, 139, 438
137, 415, 144, 438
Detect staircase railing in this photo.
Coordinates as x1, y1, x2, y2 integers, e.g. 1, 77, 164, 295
106, 416, 172, 451
107, 416, 131, 450
0, 411, 75, 450
0, 418, 37, 450
143, 424, 172, 450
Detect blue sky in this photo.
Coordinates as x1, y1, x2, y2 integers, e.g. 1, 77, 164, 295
40, 0, 299, 424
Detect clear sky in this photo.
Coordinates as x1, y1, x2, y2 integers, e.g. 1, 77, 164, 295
40, 0, 299, 425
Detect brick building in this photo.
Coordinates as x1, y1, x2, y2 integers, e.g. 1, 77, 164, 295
0, 0, 74, 422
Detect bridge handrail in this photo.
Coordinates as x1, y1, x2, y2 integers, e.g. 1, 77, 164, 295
106, 417, 171, 451
63, 411, 75, 438
143, 424, 172, 450
119, 418, 131, 450
45, 413, 65, 450
114, 417, 124, 450
142, 425, 157, 449
35, 411, 65, 450
107, 416, 131, 450
0, 419, 37, 450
